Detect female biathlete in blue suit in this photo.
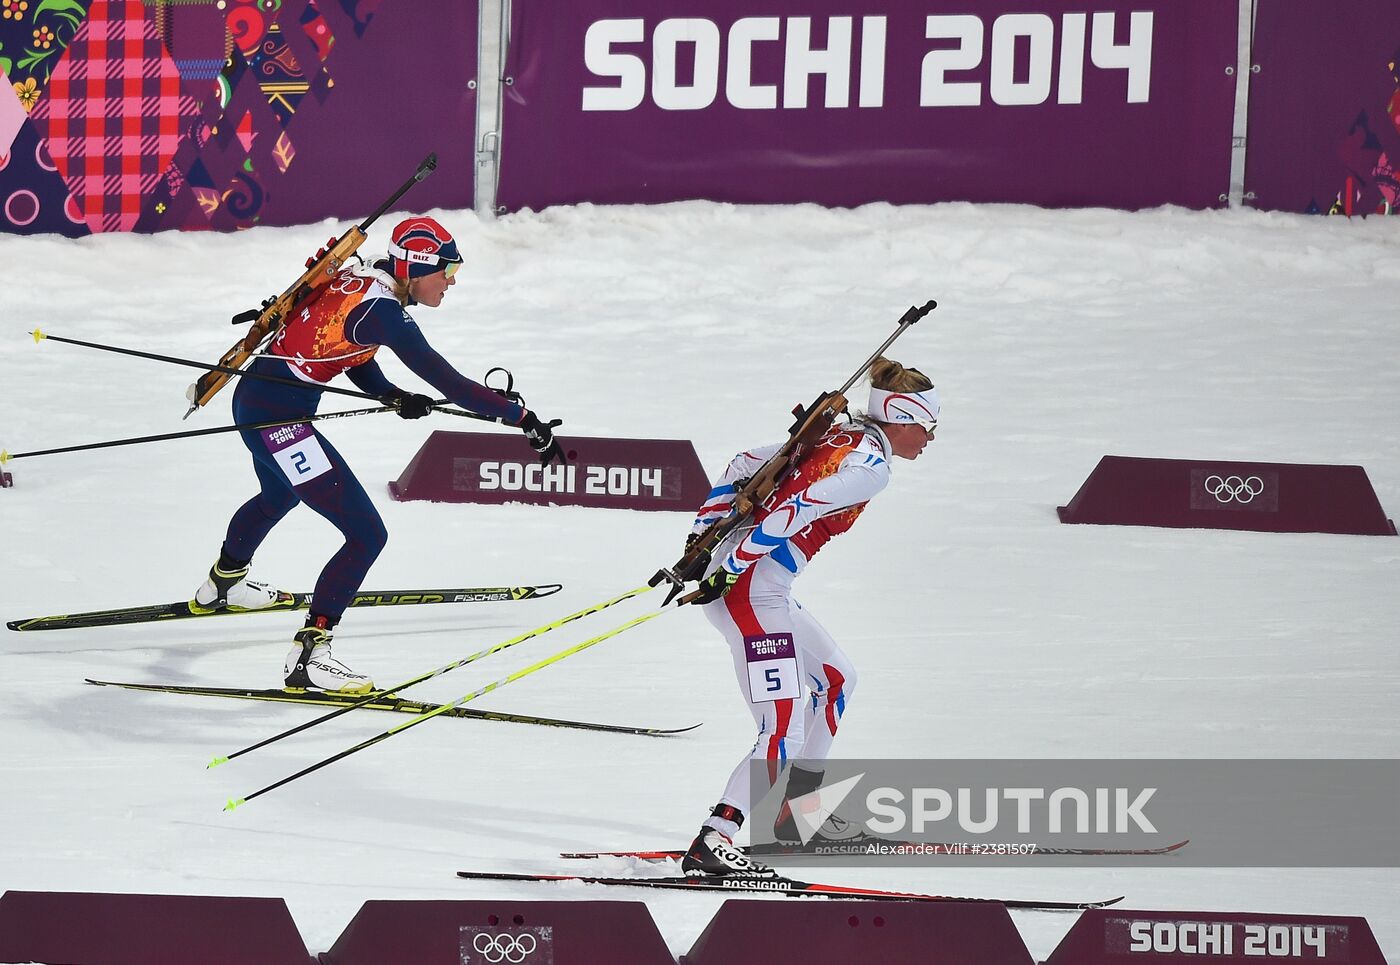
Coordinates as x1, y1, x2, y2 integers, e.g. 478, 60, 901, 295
192, 217, 565, 694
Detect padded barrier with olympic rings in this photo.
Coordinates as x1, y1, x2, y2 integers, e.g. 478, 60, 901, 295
318, 898, 675, 965
0, 890, 315, 965
1057, 456, 1397, 536
0, 890, 1392, 962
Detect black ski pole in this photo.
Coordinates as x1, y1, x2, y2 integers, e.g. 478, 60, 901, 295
27, 328, 499, 422
1, 405, 395, 464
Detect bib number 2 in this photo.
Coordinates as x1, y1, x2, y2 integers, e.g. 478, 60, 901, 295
260, 422, 333, 486
743, 632, 800, 703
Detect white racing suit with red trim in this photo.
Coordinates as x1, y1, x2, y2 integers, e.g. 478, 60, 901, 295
692, 421, 893, 818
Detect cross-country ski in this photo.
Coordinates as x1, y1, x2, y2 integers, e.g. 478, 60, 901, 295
84, 678, 699, 736
454, 869, 1123, 911
7, 584, 562, 631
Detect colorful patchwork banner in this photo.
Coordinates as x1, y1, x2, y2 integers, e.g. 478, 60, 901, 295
29, 0, 196, 232
0, 0, 476, 234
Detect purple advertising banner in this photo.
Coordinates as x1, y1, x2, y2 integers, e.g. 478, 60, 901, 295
1, 0, 475, 235
388, 430, 713, 512
1046, 908, 1388, 965
1245, 1, 1400, 215
499, 0, 1237, 212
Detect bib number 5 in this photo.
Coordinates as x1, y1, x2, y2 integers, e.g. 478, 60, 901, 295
743, 632, 800, 703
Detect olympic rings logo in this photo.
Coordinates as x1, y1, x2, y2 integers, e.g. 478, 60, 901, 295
327, 274, 367, 295
471, 931, 540, 963
1203, 474, 1265, 504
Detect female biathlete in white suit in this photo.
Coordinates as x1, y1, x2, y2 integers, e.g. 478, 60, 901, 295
680, 357, 940, 876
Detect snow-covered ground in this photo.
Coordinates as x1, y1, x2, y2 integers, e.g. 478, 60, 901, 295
2, 200, 1397, 961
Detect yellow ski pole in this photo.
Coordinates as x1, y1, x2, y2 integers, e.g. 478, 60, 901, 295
224, 589, 699, 811
209, 584, 654, 768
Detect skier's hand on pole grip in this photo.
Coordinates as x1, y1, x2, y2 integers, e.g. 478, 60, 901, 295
519, 410, 567, 465
682, 531, 713, 578
383, 391, 435, 420
691, 568, 739, 605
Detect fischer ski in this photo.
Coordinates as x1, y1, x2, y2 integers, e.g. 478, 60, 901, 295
8, 584, 562, 632
85, 679, 698, 737
561, 838, 1189, 861
454, 870, 1122, 911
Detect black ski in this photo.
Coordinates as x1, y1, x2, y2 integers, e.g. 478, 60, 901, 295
9, 584, 562, 632
84, 679, 699, 737
561, 837, 1189, 861
455, 870, 1122, 911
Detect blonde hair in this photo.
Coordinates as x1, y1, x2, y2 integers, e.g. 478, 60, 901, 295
387, 273, 411, 306
867, 357, 933, 393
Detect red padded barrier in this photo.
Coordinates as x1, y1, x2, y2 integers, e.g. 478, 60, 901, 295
388, 430, 711, 512
0, 890, 313, 965
1057, 456, 1396, 535
1046, 908, 1389, 964
320, 899, 674, 965
681, 898, 1034, 965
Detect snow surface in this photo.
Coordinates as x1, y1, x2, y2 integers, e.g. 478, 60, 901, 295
1, 201, 1397, 962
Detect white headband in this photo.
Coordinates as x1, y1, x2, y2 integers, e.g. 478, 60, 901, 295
868, 386, 940, 425
387, 242, 445, 265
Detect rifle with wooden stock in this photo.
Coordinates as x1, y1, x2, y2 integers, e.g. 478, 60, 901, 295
651, 300, 937, 603
183, 153, 439, 418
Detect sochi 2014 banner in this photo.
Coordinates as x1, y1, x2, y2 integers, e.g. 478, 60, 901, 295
497, 0, 1237, 212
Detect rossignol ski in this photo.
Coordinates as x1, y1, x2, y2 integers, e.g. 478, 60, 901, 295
560, 838, 1189, 860
454, 870, 1122, 911
85, 679, 698, 737
8, 584, 562, 632
650, 300, 937, 603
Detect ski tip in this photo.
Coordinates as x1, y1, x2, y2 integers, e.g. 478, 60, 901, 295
207, 756, 230, 769
223, 797, 246, 812
1088, 895, 1126, 909
30, 328, 46, 343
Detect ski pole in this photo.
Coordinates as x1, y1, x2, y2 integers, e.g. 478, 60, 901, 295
29, 329, 494, 421
0, 404, 397, 464
208, 584, 656, 768
223, 588, 701, 810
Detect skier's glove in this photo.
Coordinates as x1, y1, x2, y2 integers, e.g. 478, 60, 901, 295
692, 568, 740, 605
519, 410, 567, 465
385, 391, 435, 420
683, 531, 713, 574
